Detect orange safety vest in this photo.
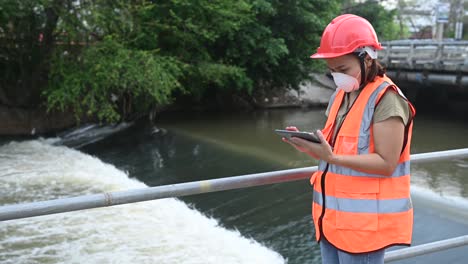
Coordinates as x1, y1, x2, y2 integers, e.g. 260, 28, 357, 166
310, 75, 416, 253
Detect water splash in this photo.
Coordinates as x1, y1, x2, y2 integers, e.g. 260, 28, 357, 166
0, 140, 285, 264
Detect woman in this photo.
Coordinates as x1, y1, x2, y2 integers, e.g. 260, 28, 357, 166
283, 14, 416, 264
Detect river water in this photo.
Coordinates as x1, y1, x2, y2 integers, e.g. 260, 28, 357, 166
1, 108, 468, 263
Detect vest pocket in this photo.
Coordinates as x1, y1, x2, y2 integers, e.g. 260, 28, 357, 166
335, 135, 358, 155
335, 134, 371, 155
335, 178, 379, 231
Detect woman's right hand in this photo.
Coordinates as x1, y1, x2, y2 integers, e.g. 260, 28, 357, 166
282, 126, 308, 153
282, 126, 321, 160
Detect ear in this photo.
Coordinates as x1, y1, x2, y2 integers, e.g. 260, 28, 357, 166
365, 55, 373, 68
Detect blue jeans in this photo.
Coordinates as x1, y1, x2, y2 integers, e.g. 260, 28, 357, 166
320, 237, 385, 264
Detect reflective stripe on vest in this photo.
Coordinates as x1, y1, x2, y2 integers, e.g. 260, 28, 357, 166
319, 161, 410, 178
313, 190, 412, 214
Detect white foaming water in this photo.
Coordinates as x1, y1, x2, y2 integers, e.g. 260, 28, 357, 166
0, 140, 285, 264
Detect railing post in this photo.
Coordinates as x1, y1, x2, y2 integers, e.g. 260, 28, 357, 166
408, 42, 414, 68
435, 42, 444, 70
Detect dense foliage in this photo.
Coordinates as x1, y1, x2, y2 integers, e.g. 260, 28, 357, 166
0, 1, 412, 123
47, 37, 183, 121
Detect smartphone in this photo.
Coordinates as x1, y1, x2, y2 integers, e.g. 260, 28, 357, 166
274, 129, 321, 143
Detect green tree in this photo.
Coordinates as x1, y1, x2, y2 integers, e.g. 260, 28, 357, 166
44, 0, 185, 122
1, 0, 341, 123
133, 0, 254, 103
220, 0, 339, 93
0, 0, 185, 122
46, 37, 183, 122
0, 0, 59, 107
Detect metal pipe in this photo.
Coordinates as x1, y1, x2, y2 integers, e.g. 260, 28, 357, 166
1, 148, 468, 222
410, 148, 468, 163
385, 235, 468, 262
382, 40, 468, 45
387, 71, 468, 86
0, 167, 315, 221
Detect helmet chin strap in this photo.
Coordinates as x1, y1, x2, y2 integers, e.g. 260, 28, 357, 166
355, 52, 367, 89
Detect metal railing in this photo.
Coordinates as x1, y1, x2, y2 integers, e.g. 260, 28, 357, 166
379, 40, 468, 72
385, 235, 468, 262
2, 148, 468, 262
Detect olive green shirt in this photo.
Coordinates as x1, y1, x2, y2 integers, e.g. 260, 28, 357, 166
325, 89, 411, 141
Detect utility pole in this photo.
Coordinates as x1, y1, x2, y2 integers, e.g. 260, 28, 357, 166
454, 0, 465, 39
436, 22, 445, 40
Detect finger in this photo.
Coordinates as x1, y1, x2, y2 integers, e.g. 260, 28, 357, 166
282, 137, 304, 151
315, 130, 327, 144
286, 126, 298, 131
290, 137, 305, 145
282, 137, 297, 145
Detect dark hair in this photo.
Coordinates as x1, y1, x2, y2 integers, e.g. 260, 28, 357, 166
366, 59, 386, 82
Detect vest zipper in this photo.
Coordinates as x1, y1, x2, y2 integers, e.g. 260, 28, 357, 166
317, 91, 360, 242
317, 163, 329, 242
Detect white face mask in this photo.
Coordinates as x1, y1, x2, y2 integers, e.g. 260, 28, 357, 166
331, 71, 361, 93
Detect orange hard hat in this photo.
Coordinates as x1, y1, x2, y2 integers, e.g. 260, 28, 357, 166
310, 14, 382, 59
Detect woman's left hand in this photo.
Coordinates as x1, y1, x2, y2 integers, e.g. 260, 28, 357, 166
289, 130, 335, 163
